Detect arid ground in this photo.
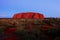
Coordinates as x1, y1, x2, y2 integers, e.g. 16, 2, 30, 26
0, 18, 60, 40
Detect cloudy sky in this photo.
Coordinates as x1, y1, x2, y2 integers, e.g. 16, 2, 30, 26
0, 0, 60, 18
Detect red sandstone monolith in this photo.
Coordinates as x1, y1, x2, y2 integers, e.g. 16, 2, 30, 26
13, 12, 44, 19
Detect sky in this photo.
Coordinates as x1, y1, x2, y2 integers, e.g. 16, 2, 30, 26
0, 0, 60, 18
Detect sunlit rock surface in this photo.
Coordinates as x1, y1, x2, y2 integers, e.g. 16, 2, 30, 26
13, 12, 44, 19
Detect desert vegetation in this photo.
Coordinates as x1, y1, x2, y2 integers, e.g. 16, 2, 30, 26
0, 18, 60, 40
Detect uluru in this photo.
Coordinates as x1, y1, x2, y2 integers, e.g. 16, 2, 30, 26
13, 12, 44, 19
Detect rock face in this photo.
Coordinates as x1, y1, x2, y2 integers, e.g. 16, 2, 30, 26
13, 12, 44, 19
